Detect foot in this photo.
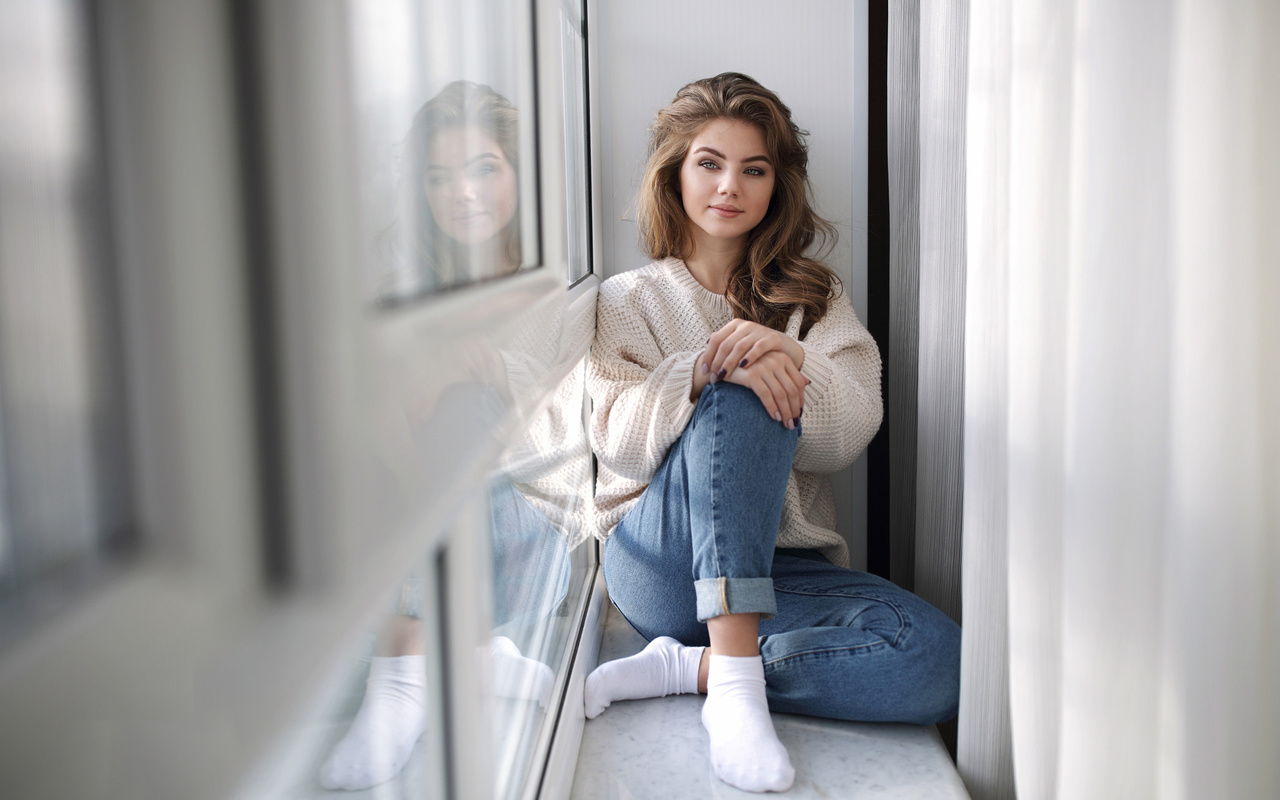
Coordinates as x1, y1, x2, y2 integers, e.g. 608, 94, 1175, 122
584, 636, 703, 718
319, 655, 427, 791
701, 654, 794, 793
490, 636, 555, 707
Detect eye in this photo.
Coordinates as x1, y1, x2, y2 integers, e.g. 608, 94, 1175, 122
698, 159, 719, 170
469, 162, 498, 179
427, 173, 450, 187
745, 167, 766, 176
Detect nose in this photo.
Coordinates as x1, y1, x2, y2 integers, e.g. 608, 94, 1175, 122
456, 178, 478, 203
717, 171, 739, 196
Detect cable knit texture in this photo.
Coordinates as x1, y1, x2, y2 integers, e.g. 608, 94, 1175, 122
588, 258, 883, 567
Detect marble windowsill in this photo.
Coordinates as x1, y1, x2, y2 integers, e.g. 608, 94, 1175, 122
569, 603, 970, 800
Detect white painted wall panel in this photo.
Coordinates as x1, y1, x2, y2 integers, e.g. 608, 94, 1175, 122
591, 0, 870, 564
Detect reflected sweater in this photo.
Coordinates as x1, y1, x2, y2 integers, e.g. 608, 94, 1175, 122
587, 258, 883, 568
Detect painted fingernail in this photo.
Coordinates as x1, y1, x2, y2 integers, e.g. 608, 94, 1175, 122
702, 362, 709, 375
773, 411, 782, 422
717, 368, 726, 380
792, 418, 800, 428
738, 358, 748, 368
798, 408, 804, 419
785, 418, 795, 430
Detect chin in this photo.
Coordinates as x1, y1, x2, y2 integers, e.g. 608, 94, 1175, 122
447, 227, 498, 244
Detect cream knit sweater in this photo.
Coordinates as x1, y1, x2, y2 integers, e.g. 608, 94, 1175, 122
588, 257, 883, 568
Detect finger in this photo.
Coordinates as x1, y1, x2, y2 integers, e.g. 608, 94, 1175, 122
772, 353, 808, 425
742, 368, 778, 417
758, 368, 796, 427
708, 325, 751, 381
726, 365, 782, 422
703, 321, 738, 380
747, 360, 788, 424
703, 322, 732, 377
781, 369, 804, 428
767, 356, 798, 408
782, 359, 808, 419
738, 329, 799, 370
776, 366, 805, 428
721, 332, 768, 380
739, 335, 781, 370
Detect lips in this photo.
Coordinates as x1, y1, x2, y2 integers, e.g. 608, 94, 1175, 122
709, 205, 744, 217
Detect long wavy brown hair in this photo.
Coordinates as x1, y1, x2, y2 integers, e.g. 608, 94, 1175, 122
637, 72, 840, 336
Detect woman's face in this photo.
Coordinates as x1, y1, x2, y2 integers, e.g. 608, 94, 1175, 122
678, 118, 775, 249
425, 127, 518, 245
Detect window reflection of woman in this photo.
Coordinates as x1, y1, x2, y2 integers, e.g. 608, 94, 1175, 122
388, 80, 521, 296
321, 82, 543, 794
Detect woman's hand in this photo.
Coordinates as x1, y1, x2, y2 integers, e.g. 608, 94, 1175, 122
723, 350, 809, 428
701, 319, 805, 385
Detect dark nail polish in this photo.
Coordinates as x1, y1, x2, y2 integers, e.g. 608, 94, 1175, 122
792, 418, 800, 428
717, 368, 726, 380
739, 358, 748, 368
798, 408, 803, 419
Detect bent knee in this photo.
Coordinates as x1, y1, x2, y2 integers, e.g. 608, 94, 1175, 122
900, 616, 961, 724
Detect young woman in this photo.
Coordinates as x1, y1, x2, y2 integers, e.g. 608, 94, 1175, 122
585, 73, 961, 793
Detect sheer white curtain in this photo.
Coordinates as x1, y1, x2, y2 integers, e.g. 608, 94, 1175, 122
961, 0, 1279, 798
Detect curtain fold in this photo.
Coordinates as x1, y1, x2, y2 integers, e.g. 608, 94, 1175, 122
887, 0, 922, 594
962, 0, 1280, 797
915, 0, 968, 630
957, 0, 1013, 793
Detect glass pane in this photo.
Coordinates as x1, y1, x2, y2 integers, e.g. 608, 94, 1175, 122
488, 357, 594, 799
0, 0, 132, 634
237, 575, 450, 800
559, 0, 592, 283
257, 354, 594, 797
348, 0, 540, 304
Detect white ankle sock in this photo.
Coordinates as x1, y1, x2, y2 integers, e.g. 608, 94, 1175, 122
701, 654, 795, 793
584, 636, 703, 718
319, 655, 427, 791
490, 636, 555, 707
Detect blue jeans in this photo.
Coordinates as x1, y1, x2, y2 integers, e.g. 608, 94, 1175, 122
603, 382, 961, 725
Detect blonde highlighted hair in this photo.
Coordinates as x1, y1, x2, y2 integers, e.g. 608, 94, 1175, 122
637, 72, 840, 336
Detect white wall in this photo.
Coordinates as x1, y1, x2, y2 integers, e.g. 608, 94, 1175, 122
590, 0, 870, 566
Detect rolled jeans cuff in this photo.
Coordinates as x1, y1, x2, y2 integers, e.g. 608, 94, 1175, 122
694, 577, 777, 622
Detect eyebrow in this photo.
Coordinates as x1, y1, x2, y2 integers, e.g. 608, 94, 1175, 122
693, 146, 771, 165
427, 152, 503, 170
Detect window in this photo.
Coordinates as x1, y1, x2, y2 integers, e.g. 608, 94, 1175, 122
0, 1, 600, 797
0, 0, 132, 647
238, 0, 600, 797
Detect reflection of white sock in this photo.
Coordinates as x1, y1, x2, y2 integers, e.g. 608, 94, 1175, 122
584, 636, 703, 718
702, 655, 794, 793
319, 655, 427, 791
490, 636, 554, 707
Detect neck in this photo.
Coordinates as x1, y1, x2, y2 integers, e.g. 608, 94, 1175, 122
683, 233, 745, 295
468, 237, 520, 280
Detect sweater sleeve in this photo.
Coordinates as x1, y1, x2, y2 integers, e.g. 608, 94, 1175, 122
588, 283, 699, 483
792, 298, 883, 474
